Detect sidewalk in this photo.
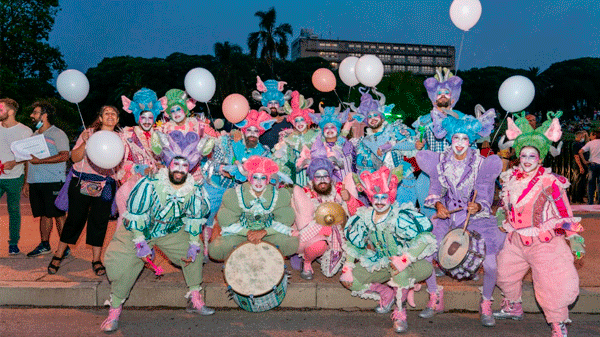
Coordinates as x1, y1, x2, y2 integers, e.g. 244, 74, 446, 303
1, 198, 599, 313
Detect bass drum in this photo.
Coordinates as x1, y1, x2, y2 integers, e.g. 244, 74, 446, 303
437, 228, 486, 280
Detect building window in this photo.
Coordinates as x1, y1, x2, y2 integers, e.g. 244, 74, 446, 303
349, 44, 355, 48
393, 46, 399, 50
422, 56, 433, 65
394, 55, 406, 63
408, 55, 419, 64
379, 45, 384, 49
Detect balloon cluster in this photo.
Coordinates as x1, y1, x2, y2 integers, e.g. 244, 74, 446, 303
312, 54, 385, 93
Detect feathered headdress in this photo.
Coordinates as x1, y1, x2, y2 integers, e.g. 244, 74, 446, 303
121, 88, 163, 123
285, 91, 314, 126
505, 111, 562, 160
242, 156, 279, 180
310, 103, 349, 131
432, 104, 496, 143
163, 89, 196, 119
155, 130, 204, 169
423, 67, 463, 108
234, 109, 276, 135
358, 166, 399, 203
347, 87, 394, 123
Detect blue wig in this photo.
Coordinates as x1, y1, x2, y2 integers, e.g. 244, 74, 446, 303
127, 88, 162, 123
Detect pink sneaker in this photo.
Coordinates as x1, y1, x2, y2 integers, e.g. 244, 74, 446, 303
480, 299, 495, 327
550, 322, 568, 337
370, 283, 396, 314
493, 298, 524, 320
100, 305, 122, 332
186, 290, 215, 315
391, 307, 408, 333
419, 286, 444, 318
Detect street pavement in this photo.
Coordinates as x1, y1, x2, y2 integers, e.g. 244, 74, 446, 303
1, 195, 599, 315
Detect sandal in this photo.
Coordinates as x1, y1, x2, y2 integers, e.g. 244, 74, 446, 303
48, 255, 64, 274
92, 261, 106, 276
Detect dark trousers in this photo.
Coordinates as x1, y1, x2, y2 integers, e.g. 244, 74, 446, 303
572, 167, 588, 203
587, 163, 600, 205
60, 178, 113, 247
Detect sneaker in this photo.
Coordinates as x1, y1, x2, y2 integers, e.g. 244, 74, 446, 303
419, 286, 444, 318
185, 290, 215, 315
493, 299, 524, 320
550, 322, 568, 337
480, 299, 496, 327
27, 243, 51, 257
63, 246, 71, 258
100, 305, 122, 332
8, 244, 20, 255
391, 307, 408, 333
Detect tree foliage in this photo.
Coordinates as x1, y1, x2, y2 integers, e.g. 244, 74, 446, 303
247, 7, 293, 75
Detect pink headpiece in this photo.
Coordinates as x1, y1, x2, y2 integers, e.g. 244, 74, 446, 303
286, 91, 314, 126
243, 156, 279, 179
359, 166, 399, 203
235, 109, 276, 135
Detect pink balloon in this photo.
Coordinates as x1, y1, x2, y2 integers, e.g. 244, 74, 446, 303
312, 68, 336, 92
222, 94, 249, 124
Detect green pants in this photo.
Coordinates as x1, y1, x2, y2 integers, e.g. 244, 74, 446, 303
208, 233, 299, 261
350, 259, 433, 292
0, 175, 24, 245
104, 224, 204, 306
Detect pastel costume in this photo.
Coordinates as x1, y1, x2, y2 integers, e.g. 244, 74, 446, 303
104, 168, 211, 307
208, 183, 299, 261
494, 112, 583, 335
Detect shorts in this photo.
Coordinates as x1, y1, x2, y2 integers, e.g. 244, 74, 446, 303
29, 182, 66, 218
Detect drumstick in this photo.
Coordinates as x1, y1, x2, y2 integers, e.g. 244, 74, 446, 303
143, 257, 164, 276
462, 191, 478, 233
432, 207, 464, 219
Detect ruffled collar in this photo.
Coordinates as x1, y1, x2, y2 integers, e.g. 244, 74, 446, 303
156, 168, 195, 197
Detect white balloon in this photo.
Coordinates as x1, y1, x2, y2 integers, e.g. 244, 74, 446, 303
449, 0, 482, 31
355, 55, 384, 87
184, 68, 216, 103
56, 69, 90, 104
86, 130, 125, 169
498, 75, 535, 113
339, 56, 360, 87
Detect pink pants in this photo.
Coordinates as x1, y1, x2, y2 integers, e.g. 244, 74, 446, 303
496, 234, 579, 323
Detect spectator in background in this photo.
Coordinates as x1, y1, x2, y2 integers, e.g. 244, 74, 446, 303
579, 130, 600, 204
480, 140, 494, 158
572, 131, 589, 203
525, 114, 537, 129
23, 102, 70, 257
0, 98, 33, 255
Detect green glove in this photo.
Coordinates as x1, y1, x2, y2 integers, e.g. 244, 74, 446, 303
568, 234, 585, 259
495, 208, 506, 230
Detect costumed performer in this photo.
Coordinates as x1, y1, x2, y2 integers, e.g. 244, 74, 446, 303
341, 166, 436, 333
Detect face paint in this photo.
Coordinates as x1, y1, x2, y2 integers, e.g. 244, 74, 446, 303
0, 103, 9, 121
367, 111, 383, 129
170, 105, 186, 123
293, 116, 307, 133
250, 173, 268, 193
138, 111, 155, 131
451, 133, 470, 157
323, 123, 338, 139
519, 147, 541, 173
168, 158, 189, 185
372, 193, 391, 213
268, 101, 280, 116
436, 88, 451, 108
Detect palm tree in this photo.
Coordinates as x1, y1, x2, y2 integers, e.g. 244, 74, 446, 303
247, 7, 293, 73
213, 41, 253, 102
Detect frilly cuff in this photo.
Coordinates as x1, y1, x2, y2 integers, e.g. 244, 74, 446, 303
472, 200, 492, 219
221, 222, 243, 236
351, 287, 380, 301
271, 221, 293, 236
424, 195, 441, 208
132, 236, 146, 244
183, 217, 208, 237
123, 212, 149, 232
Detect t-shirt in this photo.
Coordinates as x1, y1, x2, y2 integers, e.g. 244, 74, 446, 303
0, 123, 33, 179
581, 139, 600, 164
27, 126, 70, 184
573, 141, 589, 161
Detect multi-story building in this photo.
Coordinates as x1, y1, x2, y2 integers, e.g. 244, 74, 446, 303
291, 29, 455, 76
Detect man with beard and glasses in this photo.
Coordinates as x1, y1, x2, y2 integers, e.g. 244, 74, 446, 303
416, 111, 505, 327
291, 158, 363, 280
341, 166, 436, 333
251, 76, 293, 150
352, 88, 419, 206
101, 131, 214, 332
208, 156, 298, 261
495, 113, 584, 337
0, 98, 33, 255
115, 88, 163, 228
23, 101, 69, 257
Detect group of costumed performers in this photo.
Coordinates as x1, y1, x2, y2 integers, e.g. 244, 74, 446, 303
81, 67, 584, 335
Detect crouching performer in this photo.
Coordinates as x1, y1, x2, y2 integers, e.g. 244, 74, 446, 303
341, 166, 436, 333
101, 132, 215, 332
494, 113, 584, 337
208, 156, 299, 261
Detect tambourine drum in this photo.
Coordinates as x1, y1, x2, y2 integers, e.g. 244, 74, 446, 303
437, 228, 486, 280
314, 202, 347, 228
224, 241, 288, 312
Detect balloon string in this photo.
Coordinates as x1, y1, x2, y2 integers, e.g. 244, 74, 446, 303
455, 31, 466, 75
204, 102, 213, 123
491, 111, 509, 145
333, 89, 344, 107
347, 86, 352, 101
75, 103, 86, 130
